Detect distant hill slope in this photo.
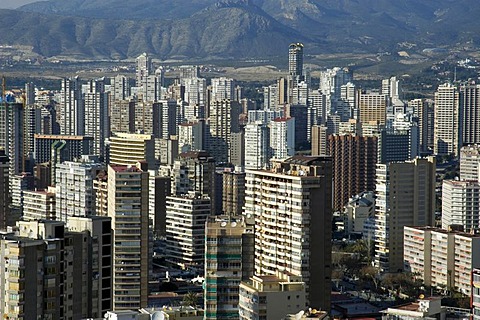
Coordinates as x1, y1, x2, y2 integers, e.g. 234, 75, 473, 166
1, 1, 304, 59
4, 0, 480, 59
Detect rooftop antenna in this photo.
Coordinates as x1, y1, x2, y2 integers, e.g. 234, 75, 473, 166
454, 66, 457, 83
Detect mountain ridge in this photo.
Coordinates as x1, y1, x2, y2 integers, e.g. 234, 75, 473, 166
2, 0, 480, 60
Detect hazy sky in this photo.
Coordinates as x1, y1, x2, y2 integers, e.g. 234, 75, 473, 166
0, 0, 40, 9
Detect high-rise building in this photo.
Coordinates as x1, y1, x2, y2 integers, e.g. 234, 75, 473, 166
409, 98, 433, 154
244, 121, 271, 170
204, 215, 254, 319
207, 99, 241, 163
328, 134, 378, 211
178, 121, 205, 153
288, 43, 304, 78
34, 134, 94, 165
286, 104, 308, 148
140, 74, 163, 102
434, 83, 461, 156
311, 125, 328, 156
0, 102, 25, 180
110, 99, 135, 134
461, 83, 480, 145
377, 126, 419, 164
55, 155, 103, 222
404, 226, 480, 295
110, 75, 131, 101
230, 131, 245, 168
148, 173, 171, 237
442, 180, 480, 233
460, 144, 480, 180
270, 117, 295, 160
60, 77, 84, 136
211, 77, 235, 102
0, 149, 9, 230
358, 91, 388, 126
222, 168, 246, 217
23, 187, 56, 221
135, 52, 152, 87
84, 79, 109, 158
172, 151, 216, 211
66, 216, 113, 318
0, 218, 112, 319
108, 132, 156, 168
179, 65, 200, 81
184, 77, 207, 106
374, 157, 436, 273
107, 163, 149, 310
165, 193, 210, 268
245, 156, 332, 310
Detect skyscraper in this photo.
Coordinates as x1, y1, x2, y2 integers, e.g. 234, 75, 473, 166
374, 157, 436, 273
172, 151, 216, 211
245, 156, 332, 310
135, 52, 152, 87
165, 193, 211, 268
60, 77, 84, 136
244, 121, 271, 170
270, 117, 295, 160
108, 132, 156, 168
55, 155, 103, 222
211, 77, 235, 102
0, 149, 9, 230
207, 99, 241, 163
204, 215, 254, 319
84, 79, 109, 159
461, 83, 480, 145
442, 180, 480, 233
328, 134, 378, 211
107, 163, 149, 310
288, 43, 304, 78
434, 83, 461, 156
358, 91, 388, 126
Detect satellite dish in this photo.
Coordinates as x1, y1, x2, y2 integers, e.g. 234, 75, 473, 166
220, 222, 227, 227
231, 222, 237, 227
152, 311, 165, 320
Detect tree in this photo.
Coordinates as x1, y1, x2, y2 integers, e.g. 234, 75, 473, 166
183, 291, 198, 308
360, 265, 380, 291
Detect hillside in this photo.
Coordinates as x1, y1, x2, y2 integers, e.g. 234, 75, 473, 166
3, 0, 480, 59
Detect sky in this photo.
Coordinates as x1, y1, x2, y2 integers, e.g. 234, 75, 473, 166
0, 0, 40, 9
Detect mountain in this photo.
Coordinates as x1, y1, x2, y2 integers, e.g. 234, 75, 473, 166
0, 1, 304, 59
5, 0, 480, 59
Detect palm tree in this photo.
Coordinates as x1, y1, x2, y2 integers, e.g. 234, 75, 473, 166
182, 291, 198, 308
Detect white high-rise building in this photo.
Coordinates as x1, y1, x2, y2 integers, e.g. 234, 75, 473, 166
135, 52, 152, 87
434, 83, 461, 156
211, 77, 235, 102
184, 77, 207, 106
270, 117, 295, 159
244, 121, 271, 170
60, 77, 85, 136
442, 180, 480, 233
55, 155, 103, 222
110, 75, 131, 101
84, 79, 109, 158
460, 144, 480, 180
